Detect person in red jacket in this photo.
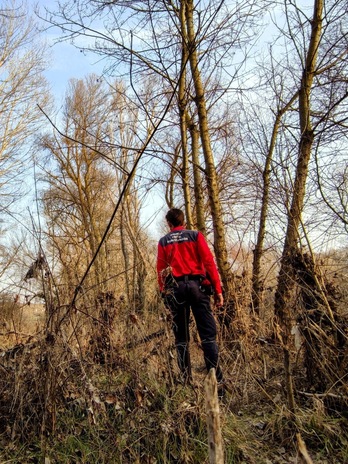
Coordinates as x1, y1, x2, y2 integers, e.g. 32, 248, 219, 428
157, 208, 225, 393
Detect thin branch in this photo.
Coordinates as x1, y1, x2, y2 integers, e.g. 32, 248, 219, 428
37, 105, 130, 175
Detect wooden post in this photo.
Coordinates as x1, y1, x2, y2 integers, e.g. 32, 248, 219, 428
204, 368, 224, 464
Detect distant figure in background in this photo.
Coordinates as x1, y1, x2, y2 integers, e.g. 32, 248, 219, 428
157, 208, 225, 396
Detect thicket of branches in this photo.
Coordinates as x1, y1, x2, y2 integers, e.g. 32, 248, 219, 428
0, 0, 347, 462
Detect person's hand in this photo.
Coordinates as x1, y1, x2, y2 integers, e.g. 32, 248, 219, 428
215, 293, 224, 308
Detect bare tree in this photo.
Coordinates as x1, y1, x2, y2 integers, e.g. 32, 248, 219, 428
182, 0, 232, 295
0, 0, 50, 209
270, 0, 348, 417
43, 0, 270, 302
251, 88, 299, 315
40, 76, 155, 314
40, 76, 120, 301
110, 81, 153, 310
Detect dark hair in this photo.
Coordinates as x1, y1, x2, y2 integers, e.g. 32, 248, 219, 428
166, 208, 185, 227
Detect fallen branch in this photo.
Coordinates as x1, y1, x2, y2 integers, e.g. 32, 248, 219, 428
297, 433, 314, 464
125, 329, 165, 349
298, 390, 348, 401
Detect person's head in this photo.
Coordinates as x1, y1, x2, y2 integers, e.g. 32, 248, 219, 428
166, 208, 185, 228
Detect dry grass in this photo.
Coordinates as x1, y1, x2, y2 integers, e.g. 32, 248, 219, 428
0, 290, 347, 463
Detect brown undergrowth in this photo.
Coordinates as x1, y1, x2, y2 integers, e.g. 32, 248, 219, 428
0, 292, 347, 463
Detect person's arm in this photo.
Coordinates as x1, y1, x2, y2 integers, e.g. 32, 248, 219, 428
196, 232, 223, 296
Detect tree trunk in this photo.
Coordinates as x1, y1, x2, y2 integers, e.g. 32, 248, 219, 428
165, 155, 177, 208
274, 0, 323, 413
187, 113, 206, 235
252, 92, 298, 315
178, 1, 194, 230
185, 0, 233, 298
120, 204, 131, 305
124, 195, 148, 311
178, 1, 205, 234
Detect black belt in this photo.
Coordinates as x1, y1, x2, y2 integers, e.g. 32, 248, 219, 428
174, 275, 202, 282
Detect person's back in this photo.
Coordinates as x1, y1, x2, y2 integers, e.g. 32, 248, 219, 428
158, 227, 209, 281
157, 211, 223, 301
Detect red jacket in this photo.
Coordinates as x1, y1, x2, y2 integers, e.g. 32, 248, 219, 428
157, 226, 222, 294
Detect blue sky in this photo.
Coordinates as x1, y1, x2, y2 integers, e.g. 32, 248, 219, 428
31, 0, 104, 105
44, 41, 101, 105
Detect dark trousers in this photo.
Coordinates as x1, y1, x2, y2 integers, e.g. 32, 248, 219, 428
164, 279, 223, 383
